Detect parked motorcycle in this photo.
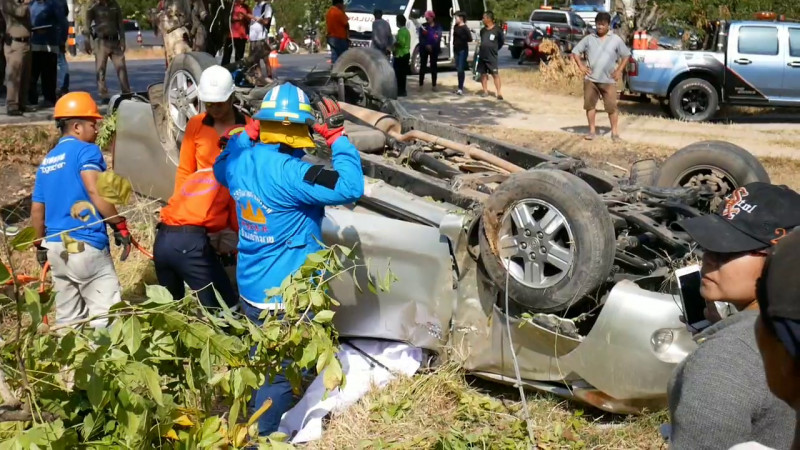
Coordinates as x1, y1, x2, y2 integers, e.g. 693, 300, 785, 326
301, 21, 321, 53
276, 27, 300, 54
517, 29, 546, 65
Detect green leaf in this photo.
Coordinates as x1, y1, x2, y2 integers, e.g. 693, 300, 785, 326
229, 398, 241, 430
10, 226, 36, 251
306, 252, 325, 264
23, 287, 42, 326
312, 310, 335, 324
96, 170, 133, 205
87, 373, 104, 409
309, 290, 324, 308
323, 357, 343, 391
139, 365, 164, 407
144, 284, 174, 305
200, 339, 212, 377
299, 340, 318, 368
0, 264, 9, 284
316, 348, 332, 374
122, 316, 142, 355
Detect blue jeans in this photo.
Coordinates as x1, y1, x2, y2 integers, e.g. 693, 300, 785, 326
241, 299, 298, 436
328, 37, 349, 64
57, 52, 69, 92
455, 49, 468, 90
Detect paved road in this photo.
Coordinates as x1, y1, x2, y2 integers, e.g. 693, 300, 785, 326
0, 49, 518, 125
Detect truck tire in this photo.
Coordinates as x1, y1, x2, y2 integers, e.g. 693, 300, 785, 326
509, 47, 522, 59
410, 46, 421, 75
332, 47, 397, 105
669, 78, 719, 122
479, 169, 616, 314
164, 51, 217, 145
656, 140, 770, 212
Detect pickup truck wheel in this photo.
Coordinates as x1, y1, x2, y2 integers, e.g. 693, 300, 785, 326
164, 52, 217, 144
669, 78, 719, 122
410, 47, 421, 75
656, 140, 770, 213
509, 47, 522, 59
332, 47, 398, 106
479, 169, 616, 314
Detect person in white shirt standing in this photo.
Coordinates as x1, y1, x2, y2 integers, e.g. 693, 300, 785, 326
249, 0, 273, 80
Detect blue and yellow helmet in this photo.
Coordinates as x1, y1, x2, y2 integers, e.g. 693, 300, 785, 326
253, 82, 316, 125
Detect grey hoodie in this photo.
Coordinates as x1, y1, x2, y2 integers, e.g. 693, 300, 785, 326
668, 310, 795, 450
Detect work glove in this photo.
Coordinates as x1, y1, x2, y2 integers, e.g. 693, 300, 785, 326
308, 96, 345, 147
35, 244, 48, 268
244, 120, 260, 141
109, 219, 132, 261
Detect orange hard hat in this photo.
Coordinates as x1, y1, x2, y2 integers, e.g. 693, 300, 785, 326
54, 92, 103, 120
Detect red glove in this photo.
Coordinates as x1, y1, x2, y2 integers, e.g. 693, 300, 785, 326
109, 219, 132, 261
245, 120, 260, 141
309, 96, 345, 147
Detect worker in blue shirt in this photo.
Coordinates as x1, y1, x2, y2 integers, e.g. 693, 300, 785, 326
31, 92, 132, 329
214, 82, 364, 435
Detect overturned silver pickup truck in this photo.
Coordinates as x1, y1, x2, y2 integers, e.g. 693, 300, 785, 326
110, 48, 771, 414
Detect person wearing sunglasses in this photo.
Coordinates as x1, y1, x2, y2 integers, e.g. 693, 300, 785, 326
666, 182, 800, 450
745, 228, 800, 450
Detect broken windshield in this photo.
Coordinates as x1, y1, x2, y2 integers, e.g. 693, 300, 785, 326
344, 0, 409, 15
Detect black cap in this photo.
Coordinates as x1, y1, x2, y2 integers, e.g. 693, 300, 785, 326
676, 182, 800, 253
758, 228, 800, 360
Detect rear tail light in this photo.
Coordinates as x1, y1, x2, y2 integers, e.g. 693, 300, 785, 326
627, 60, 638, 76
546, 25, 552, 36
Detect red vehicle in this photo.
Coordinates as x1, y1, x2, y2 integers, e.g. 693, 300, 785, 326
517, 28, 546, 65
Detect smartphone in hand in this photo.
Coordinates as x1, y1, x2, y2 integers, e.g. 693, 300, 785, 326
675, 265, 710, 332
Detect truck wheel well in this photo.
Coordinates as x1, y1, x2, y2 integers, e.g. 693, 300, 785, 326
667, 71, 721, 98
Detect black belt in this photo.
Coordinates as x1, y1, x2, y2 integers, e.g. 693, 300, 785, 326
157, 223, 207, 234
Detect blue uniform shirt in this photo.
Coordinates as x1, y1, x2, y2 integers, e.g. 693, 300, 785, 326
214, 132, 364, 307
32, 137, 110, 250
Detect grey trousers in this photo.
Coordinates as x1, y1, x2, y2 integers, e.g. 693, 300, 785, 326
46, 241, 121, 329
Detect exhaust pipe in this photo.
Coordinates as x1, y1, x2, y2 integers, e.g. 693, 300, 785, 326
338, 102, 524, 174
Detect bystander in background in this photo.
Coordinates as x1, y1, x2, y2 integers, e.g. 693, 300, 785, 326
393, 14, 410, 97
571, 11, 630, 141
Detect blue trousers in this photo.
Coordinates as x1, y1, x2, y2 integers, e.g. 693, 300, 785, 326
328, 37, 349, 64
455, 49, 468, 90
241, 300, 298, 436
152, 224, 237, 308
57, 52, 69, 92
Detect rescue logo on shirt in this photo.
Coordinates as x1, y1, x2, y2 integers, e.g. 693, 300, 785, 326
40, 153, 66, 174
722, 187, 757, 220
233, 189, 275, 244
181, 173, 219, 198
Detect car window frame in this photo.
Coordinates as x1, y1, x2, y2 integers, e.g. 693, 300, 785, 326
737, 25, 780, 56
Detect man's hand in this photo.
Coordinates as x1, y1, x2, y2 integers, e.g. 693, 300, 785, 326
308, 96, 345, 146
35, 245, 48, 268
612, 69, 623, 81
109, 219, 132, 261
581, 65, 592, 76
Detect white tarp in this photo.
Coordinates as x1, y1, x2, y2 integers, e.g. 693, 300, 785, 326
278, 338, 424, 443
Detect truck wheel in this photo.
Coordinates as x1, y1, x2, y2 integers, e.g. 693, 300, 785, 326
479, 169, 616, 314
656, 140, 770, 213
164, 51, 217, 145
669, 78, 719, 122
509, 47, 522, 59
332, 47, 397, 106
410, 46, 421, 75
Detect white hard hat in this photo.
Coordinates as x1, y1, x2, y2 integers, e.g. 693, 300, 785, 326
197, 65, 235, 103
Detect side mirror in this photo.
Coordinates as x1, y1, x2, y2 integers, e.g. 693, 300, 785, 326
410, 9, 421, 20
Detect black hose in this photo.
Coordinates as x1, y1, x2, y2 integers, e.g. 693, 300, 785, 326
409, 150, 460, 179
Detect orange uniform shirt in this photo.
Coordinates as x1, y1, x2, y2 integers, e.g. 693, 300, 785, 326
160, 168, 238, 233
326, 6, 349, 40
173, 111, 250, 194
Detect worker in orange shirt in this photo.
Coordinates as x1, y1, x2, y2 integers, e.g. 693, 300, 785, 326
325, 0, 349, 63
153, 126, 245, 309
175, 64, 250, 275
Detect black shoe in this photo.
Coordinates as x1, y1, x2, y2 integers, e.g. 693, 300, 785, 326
7, 110, 23, 116
22, 106, 37, 113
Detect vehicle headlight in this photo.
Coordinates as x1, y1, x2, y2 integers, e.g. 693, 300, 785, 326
650, 329, 674, 353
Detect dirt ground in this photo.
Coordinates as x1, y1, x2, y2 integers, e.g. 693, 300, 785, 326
401, 67, 800, 161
